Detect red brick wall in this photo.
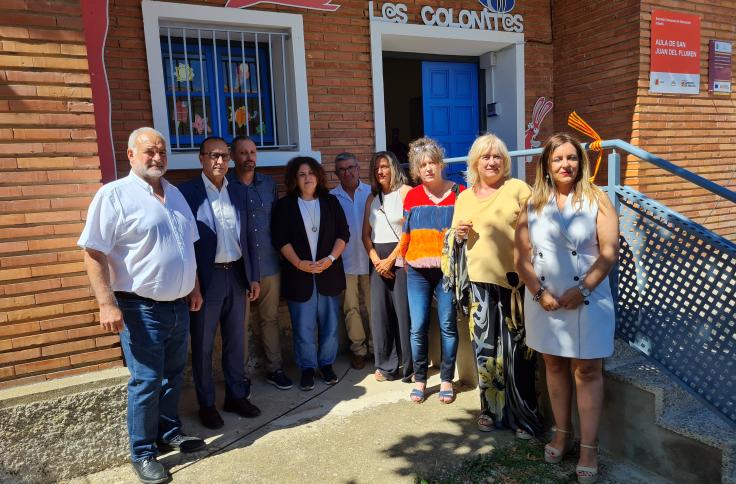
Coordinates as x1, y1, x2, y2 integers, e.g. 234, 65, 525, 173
107, 0, 552, 186
0, 0, 122, 388
551, 0, 641, 185
0, 0, 557, 387
635, 1, 736, 240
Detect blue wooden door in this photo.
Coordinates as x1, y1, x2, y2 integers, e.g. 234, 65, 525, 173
421, 61, 479, 169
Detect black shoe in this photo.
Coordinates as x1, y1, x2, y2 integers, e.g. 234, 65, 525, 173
320, 365, 338, 385
300, 368, 315, 391
131, 457, 168, 484
198, 405, 224, 429
244, 376, 252, 399
157, 433, 206, 453
223, 398, 262, 418
266, 369, 294, 390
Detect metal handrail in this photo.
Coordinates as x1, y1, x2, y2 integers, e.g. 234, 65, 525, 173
446, 139, 736, 426
446, 139, 736, 205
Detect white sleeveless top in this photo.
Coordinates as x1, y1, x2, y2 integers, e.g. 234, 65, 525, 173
524, 194, 615, 359
368, 189, 403, 244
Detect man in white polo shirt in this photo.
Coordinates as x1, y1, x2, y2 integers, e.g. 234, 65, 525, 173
330, 152, 372, 369
79, 127, 204, 484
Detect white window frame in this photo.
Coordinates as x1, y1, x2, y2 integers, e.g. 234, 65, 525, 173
369, 19, 526, 178
142, 0, 318, 168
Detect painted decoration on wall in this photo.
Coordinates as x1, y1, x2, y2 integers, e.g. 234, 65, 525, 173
225, 0, 341, 11
81, 0, 116, 182
649, 9, 701, 95
524, 96, 553, 149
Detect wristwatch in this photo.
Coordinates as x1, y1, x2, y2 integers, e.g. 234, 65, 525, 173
327, 254, 336, 263
532, 287, 545, 303
578, 283, 591, 298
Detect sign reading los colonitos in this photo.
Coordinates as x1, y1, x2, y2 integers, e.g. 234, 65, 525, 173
369, 0, 523, 32
649, 9, 701, 95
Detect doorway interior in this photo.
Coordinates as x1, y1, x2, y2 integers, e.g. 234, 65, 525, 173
370, 21, 525, 177
382, 53, 484, 160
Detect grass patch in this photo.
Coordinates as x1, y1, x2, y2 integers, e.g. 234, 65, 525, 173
417, 439, 578, 484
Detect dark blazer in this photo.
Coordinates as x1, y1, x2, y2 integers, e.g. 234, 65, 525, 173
271, 193, 349, 301
179, 176, 260, 295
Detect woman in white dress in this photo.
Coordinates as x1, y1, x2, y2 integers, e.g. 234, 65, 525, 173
514, 133, 619, 484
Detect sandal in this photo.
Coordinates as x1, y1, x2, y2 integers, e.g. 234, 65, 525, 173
544, 427, 574, 463
515, 428, 533, 440
477, 414, 494, 432
438, 389, 455, 404
409, 388, 425, 403
576, 443, 599, 484
374, 369, 386, 382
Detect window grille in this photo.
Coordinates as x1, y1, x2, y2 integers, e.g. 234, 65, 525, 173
159, 25, 294, 151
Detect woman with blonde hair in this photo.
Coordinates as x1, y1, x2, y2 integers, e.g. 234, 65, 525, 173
452, 133, 544, 438
362, 151, 413, 382
515, 133, 618, 484
399, 137, 465, 403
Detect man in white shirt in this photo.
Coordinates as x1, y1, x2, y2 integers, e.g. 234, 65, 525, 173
330, 152, 372, 369
79, 127, 205, 484
179, 137, 262, 430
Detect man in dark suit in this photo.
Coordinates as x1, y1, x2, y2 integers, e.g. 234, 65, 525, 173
179, 136, 261, 429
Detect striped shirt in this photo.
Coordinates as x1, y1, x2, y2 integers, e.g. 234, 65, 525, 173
399, 183, 464, 268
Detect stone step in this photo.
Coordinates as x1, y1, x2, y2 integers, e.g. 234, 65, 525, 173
603, 339, 736, 483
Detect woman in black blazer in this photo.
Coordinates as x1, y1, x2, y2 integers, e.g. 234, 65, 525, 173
272, 157, 350, 391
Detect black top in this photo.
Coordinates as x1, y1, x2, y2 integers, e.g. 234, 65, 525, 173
271, 193, 350, 301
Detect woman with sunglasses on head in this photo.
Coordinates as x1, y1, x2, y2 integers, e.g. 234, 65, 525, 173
399, 137, 465, 404
362, 151, 413, 382
515, 133, 619, 484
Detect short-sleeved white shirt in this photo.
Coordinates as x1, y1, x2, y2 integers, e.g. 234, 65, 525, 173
330, 182, 371, 275
78, 172, 199, 301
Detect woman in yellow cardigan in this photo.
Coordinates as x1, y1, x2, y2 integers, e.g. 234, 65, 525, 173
451, 133, 544, 438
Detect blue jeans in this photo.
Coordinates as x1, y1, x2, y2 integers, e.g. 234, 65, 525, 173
287, 286, 340, 369
406, 267, 458, 383
118, 296, 189, 462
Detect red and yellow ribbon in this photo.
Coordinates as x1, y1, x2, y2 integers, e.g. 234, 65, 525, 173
568, 111, 603, 182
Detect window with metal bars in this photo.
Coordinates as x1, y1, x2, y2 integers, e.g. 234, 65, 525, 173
159, 27, 291, 151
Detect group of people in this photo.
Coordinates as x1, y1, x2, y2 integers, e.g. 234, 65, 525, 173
79, 126, 617, 484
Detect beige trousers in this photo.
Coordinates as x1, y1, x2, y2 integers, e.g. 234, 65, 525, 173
245, 273, 283, 373
343, 273, 371, 356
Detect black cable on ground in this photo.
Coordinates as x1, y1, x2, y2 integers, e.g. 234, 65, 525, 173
171, 364, 354, 475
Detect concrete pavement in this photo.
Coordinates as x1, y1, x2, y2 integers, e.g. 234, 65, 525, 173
69, 356, 663, 483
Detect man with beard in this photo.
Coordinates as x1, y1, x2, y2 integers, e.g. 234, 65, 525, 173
79, 127, 205, 484
228, 136, 293, 390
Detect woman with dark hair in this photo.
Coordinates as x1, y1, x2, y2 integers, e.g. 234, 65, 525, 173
362, 151, 412, 382
515, 133, 618, 484
271, 157, 350, 391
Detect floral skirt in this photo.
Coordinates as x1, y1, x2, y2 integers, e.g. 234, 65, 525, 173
470, 281, 544, 436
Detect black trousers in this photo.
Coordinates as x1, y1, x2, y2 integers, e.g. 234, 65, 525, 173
370, 242, 413, 379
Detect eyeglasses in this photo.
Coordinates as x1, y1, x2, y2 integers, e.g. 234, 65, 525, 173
336, 165, 358, 174
203, 152, 231, 161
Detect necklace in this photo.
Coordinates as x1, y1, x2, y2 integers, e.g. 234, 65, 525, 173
300, 198, 319, 233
